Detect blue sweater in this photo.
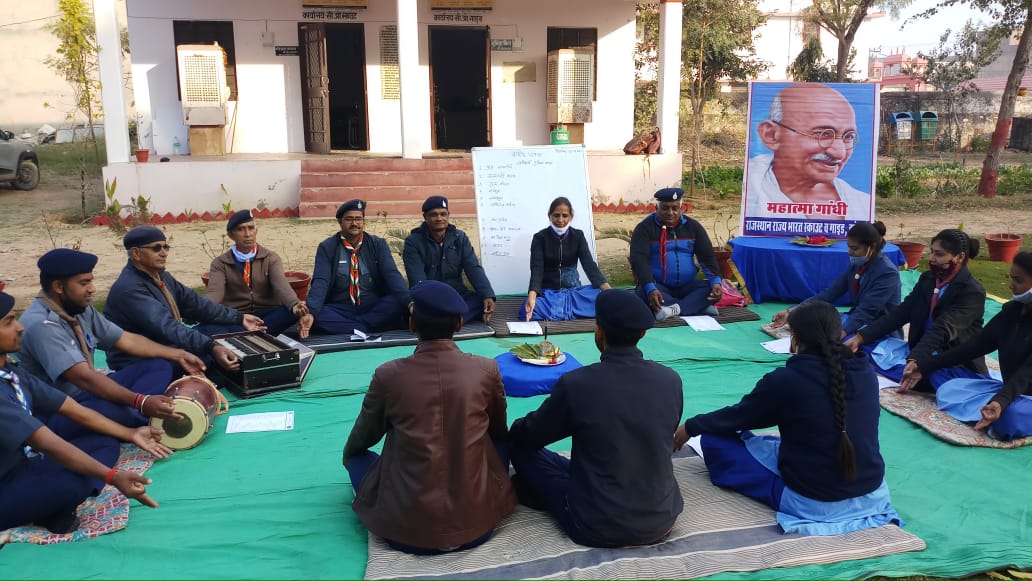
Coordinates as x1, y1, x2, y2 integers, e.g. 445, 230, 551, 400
805, 254, 901, 334
683, 353, 885, 502
403, 223, 495, 299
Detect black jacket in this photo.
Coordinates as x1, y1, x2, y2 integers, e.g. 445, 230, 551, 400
307, 232, 410, 315
510, 347, 683, 545
402, 223, 495, 299
528, 227, 606, 293
860, 267, 987, 374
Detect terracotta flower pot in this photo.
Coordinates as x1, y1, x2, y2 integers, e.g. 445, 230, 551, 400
135, 149, 150, 163
713, 248, 735, 280
892, 241, 926, 270
201, 272, 211, 287
284, 271, 311, 301
985, 233, 1023, 263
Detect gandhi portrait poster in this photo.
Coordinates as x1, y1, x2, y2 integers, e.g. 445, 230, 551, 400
740, 82, 879, 238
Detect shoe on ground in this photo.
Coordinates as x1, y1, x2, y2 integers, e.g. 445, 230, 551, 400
705, 305, 719, 317
655, 303, 681, 321
38, 511, 81, 534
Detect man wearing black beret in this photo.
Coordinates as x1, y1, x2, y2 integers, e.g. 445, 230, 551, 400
629, 187, 723, 320
104, 226, 266, 371
509, 289, 684, 547
307, 200, 410, 335
402, 195, 496, 323
18, 249, 205, 435
343, 281, 515, 554
206, 210, 314, 338
0, 291, 169, 535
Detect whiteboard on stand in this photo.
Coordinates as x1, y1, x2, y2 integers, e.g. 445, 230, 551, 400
472, 145, 598, 296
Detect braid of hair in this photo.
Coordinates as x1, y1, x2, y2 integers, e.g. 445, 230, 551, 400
818, 338, 857, 480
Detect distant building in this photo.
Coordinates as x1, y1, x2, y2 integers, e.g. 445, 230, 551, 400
868, 50, 929, 92
972, 29, 1032, 92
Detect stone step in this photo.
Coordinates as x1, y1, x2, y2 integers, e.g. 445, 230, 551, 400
299, 198, 477, 219
301, 157, 472, 173
300, 184, 475, 204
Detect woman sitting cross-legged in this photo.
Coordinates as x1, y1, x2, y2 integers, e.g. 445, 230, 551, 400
843, 229, 987, 388
898, 251, 1032, 440
674, 300, 903, 535
521, 196, 611, 321
771, 221, 901, 339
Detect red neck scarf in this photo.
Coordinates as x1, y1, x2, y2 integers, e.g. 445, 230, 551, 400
929, 266, 960, 317
341, 235, 364, 305
659, 225, 669, 279
851, 259, 871, 295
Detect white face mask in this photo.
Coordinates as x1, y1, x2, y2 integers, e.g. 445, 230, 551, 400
551, 224, 570, 236
1013, 288, 1032, 304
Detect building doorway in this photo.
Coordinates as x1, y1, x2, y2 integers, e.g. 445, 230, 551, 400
298, 22, 368, 153
429, 26, 490, 150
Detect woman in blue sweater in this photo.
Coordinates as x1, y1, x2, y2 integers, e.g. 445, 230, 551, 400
675, 300, 902, 535
771, 221, 901, 338
521, 197, 611, 321
899, 252, 1032, 440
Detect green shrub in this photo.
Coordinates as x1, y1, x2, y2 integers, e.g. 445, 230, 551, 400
969, 134, 991, 152
997, 164, 1032, 196
687, 165, 744, 199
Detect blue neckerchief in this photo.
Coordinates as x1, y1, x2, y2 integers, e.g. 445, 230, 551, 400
0, 367, 40, 458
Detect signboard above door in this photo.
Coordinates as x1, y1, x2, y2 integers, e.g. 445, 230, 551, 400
302, 0, 367, 6
431, 0, 493, 8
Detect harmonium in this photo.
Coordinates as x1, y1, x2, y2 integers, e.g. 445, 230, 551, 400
207, 331, 301, 399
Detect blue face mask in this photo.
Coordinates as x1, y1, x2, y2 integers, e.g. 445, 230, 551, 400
849, 255, 868, 266
1013, 288, 1032, 304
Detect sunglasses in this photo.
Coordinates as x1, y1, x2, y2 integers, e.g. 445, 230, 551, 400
138, 243, 172, 252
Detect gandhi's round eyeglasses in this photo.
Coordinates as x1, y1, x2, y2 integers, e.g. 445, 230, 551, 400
773, 121, 858, 150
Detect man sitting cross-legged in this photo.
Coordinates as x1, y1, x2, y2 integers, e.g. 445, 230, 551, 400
18, 249, 206, 440
0, 291, 170, 535
342, 280, 516, 555
509, 289, 684, 547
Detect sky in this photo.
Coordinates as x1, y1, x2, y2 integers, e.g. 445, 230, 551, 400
876, 0, 991, 55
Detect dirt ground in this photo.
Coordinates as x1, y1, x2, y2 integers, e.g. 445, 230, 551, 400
2, 181, 1031, 309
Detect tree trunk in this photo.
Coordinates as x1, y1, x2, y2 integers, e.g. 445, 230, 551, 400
689, 31, 705, 198
979, 8, 1032, 198
836, 34, 850, 82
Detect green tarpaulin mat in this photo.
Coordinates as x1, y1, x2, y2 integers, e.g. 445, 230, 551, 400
2, 270, 1026, 579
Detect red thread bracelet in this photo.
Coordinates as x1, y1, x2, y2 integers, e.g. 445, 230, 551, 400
133, 393, 144, 410
105, 467, 119, 485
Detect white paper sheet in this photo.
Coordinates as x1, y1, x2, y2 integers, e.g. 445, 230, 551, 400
686, 435, 704, 459
349, 329, 382, 342
680, 316, 725, 332
226, 411, 295, 434
877, 374, 901, 390
506, 321, 543, 335
760, 337, 792, 354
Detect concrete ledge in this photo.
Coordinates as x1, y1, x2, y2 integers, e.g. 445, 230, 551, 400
586, 152, 683, 204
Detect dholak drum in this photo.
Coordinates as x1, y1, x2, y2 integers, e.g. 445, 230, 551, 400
150, 375, 229, 450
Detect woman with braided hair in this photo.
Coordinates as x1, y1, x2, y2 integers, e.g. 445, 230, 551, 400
674, 301, 903, 535
844, 228, 988, 389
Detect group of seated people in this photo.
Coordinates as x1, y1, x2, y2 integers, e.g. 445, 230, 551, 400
2, 187, 1029, 558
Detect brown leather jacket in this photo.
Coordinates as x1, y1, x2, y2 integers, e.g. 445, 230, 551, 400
206, 247, 300, 313
343, 340, 516, 549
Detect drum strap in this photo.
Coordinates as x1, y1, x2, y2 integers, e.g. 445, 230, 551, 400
153, 276, 183, 322
37, 293, 94, 371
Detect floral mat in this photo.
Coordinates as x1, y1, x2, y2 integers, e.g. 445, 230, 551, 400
879, 389, 1032, 449
0, 444, 155, 546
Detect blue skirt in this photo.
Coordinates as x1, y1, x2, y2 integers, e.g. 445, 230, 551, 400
937, 378, 1032, 440
520, 286, 601, 321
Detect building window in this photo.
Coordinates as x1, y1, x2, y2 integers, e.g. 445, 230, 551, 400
173, 21, 237, 101
547, 27, 597, 99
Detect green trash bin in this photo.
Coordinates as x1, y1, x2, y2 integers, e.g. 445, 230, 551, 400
550, 125, 570, 145
918, 111, 938, 140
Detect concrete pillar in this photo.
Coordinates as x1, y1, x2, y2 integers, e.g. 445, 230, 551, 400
93, 0, 131, 162
397, 0, 423, 159
656, 0, 683, 154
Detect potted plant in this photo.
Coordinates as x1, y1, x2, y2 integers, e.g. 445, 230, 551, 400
711, 212, 737, 280
283, 271, 311, 301
890, 223, 925, 269
985, 233, 1023, 263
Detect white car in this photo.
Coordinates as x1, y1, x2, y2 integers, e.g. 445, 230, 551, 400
0, 129, 40, 190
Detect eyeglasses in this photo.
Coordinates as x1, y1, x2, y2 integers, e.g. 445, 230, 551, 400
138, 244, 171, 252
773, 121, 858, 150
341, 217, 365, 224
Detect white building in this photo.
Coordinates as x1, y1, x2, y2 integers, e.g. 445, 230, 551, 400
96, 0, 687, 218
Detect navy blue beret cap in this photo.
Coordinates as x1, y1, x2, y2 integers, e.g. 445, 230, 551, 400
123, 226, 166, 248
0, 292, 13, 319
38, 249, 98, 278
422, 196, 448, 213
595, 289, 655, 332
226, 209, 254, 232
336, 199, 366, 220
653, 187, 684, 202
411, 280, 467, 318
